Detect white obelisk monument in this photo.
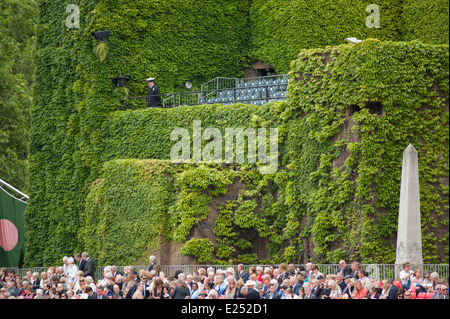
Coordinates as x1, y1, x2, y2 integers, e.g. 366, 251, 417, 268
395, 144, 423, 278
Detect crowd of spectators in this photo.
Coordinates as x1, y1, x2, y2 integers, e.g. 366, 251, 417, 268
0, 256, 448, 300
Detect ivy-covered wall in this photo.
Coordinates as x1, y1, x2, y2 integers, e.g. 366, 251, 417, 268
286, 39, 449, 263
84, 40, 449, 266
249, 0, 449, 73
26, 0, 449, 267
25, 0, 252, 266
84, 159, 267, 265
401, 0, 449, 45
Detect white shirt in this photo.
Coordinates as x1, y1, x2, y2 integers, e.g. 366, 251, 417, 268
400, 270, 413, 285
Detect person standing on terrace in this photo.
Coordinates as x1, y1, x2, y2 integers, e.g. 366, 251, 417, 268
146, 77, 161, 107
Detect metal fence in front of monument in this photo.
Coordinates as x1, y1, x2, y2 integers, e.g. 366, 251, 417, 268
8, 264, 448, 282
153, 264, 449, 282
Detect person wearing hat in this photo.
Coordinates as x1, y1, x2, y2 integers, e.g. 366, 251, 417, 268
241, 281, 260, 299
146, 78, 161, 108
341, 275, 353, 298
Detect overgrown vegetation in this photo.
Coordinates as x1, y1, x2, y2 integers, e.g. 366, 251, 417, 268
0, 0, 37, 192
23, 1, 449, 267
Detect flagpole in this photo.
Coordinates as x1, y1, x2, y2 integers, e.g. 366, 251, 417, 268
0, 178, 29, 200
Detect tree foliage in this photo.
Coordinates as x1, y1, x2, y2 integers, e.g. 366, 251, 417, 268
0, 0, 37, 192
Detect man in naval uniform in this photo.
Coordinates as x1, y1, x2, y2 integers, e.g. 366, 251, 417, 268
146, 77, 161, 107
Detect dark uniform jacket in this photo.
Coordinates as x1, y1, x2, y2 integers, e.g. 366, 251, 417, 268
147, 84, 161, 107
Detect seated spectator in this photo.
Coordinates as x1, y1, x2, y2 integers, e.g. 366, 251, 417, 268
395, 286, 406, 299
5, 281, 18, 297
350, 280, 367, 299
351, 261, 362, 279
422, 271, 433, 291
34, 288, 44, 299
208, 290, 218, 299
256, 266, 264, 283
224, 276, 238, 299
368, 284, 380, 299
399, 262, 414, 290
284, 287, 297, 299
383, 278, 399, 299
404, 290, 413, 299
311, 264, 323, 279
432, 284, 446, 299
190, 282, 200, 299
303, 283, 317, 299
429, 272, 440, 291
213, 274, 227, 296
328, 279, 342, 299
266, 284, 280, 299
279, 284, 288, 299
290, 276, 301, 296
241, 282, 260, 299
358, 270, 371, 290
132, 283, 145, 299
67, 289, 76, 299
411, 268, 424, 288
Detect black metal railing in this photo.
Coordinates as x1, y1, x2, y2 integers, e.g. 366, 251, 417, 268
126, 78, 290, 109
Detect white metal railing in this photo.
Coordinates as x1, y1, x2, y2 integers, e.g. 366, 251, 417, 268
201, 77, 240, 97
7, 263, 448, 282
0, 178, 29, 202
155, 264, 449, 281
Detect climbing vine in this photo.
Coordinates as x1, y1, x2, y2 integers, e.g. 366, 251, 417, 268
26, 0, 448, 267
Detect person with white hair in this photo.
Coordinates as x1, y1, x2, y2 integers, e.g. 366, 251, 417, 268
429, 272, 440, 291
270, 278, 279, 291
208, 289, 218, 299
34, 288, 44, 299
328, 279, 343, 299
148, 255, 157, 271
206, 271, 215, 287
65, 257, 78, 283
186, 274, 194, 290
110, 265, 122, 278
62, 256, 69, 274
256, 266, 264, 283
30, 272, 40, 290
98, 271, 113, 288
